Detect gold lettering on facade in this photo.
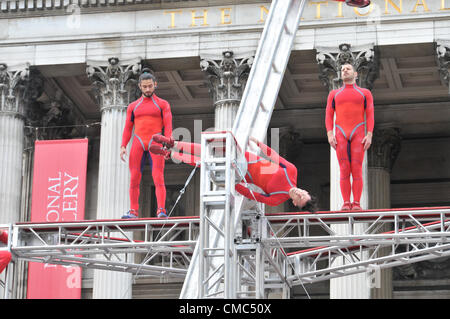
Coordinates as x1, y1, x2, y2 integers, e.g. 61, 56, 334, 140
164, 10, 182, 28
354, 3, 374, 16
336, 1, 344, 18
190, 10, 209, 27
412, 0, 430, 12
259, 5, 269, 23
441, 0, 450, 10
385, 0, 402, 14
309, 1, 328, 19
220, 7, 232, 25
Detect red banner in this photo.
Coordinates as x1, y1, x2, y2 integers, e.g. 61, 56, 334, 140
27, 139, 88, 299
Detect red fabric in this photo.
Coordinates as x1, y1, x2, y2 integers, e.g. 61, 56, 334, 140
335, 125, 365, 203
122, 95, 173, 148
0, 251, 11, 275
171, 141, 297, 206
326, 84, 374, 203
122, 95, 173, 213
0, 230, 7, 245
28, 139, 88, 299
325, 83, 374, 137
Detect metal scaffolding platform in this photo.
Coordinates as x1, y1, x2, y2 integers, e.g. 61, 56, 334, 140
2, 206, 450, 298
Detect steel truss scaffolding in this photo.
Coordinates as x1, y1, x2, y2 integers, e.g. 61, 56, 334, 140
1, 0, 449, 300
2, 207, 450, 299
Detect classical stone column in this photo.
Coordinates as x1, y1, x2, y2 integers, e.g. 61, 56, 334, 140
367, 126, 401, 299
87, 57, 141, 299
437, 41, 450, 94
316, 43, 379, 299
200, 51, 253, 130
0, 63, 30, 225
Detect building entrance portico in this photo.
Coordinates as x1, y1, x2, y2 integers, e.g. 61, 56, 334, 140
0, 0, 449, 299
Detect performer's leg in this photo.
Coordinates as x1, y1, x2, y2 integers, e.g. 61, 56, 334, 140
150, 152, 167, 214
174, 141, 201, 156
128, 140, 144, 214
0, 251, 11, 274
350, 127, 366, 205
335, 130, 352, 205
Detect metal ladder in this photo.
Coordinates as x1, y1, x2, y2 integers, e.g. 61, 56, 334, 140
180, 0, 308, 299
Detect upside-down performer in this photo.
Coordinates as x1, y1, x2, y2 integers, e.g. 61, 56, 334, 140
0, 230, 11, 275
325, 63, 374, 211
150, 135, 318, 212
120, 71, 173, 219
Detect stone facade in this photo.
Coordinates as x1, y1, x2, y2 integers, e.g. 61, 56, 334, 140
0, 0, 449, 299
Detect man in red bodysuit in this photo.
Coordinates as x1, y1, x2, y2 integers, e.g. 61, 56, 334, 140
0, 230, 12, 275
326, 63, 374, 211
150, 135, 318, 212
120, 72, 173, 219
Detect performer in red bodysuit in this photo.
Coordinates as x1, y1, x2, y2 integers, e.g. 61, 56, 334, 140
326, 63, 374, 211
120, 72, 173, 219
150, 135, 318, 212
0, 230, 11, 275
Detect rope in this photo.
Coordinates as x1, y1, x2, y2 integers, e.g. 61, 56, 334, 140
122, 161, 200, 298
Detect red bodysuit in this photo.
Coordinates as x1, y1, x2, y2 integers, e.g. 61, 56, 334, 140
325, 83, 374, 204
122, 94, 173, 216
171, 141, 297, 206
0, 230, 11, 275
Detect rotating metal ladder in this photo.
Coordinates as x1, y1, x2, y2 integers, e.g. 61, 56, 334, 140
180, 0, 308, 299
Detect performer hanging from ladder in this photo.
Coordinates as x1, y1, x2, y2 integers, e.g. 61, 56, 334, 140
325, 63, 374, 211
0, 230, 11, 275
150, 135, 318, 212
120, 70, 174, 219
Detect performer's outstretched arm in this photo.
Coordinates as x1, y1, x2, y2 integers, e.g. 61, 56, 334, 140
235, 183, 287, 207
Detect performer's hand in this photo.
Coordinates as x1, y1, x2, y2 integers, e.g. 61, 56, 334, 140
362, 132, 373, 151
327, 131, 337, 150
120, 146, 127, 162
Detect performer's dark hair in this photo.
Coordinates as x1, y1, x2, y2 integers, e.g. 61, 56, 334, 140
340, 62, 355, 71
302, 195, 319, 213
139, 68, 157, 83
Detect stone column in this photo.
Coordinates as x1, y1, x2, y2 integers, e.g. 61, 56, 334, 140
0, 63, 30, 225
437, 40, 450, 94
367, 126, 401, 299
200, 51, 253, 130
316, 43, 379, 299
87, 57, 141, 299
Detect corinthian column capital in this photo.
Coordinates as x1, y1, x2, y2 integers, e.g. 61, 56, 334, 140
0, 63, 30, 116
86, 57, 142, 111
200, 51, 254, 107
316, 43, 380, 91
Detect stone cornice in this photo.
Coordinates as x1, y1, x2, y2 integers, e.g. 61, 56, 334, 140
0, 0, 267, 17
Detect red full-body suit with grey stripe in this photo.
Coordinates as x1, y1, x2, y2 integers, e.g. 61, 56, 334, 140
325, 83, 374, 204
122, 94, 173, 215
171, 141, 297, 206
